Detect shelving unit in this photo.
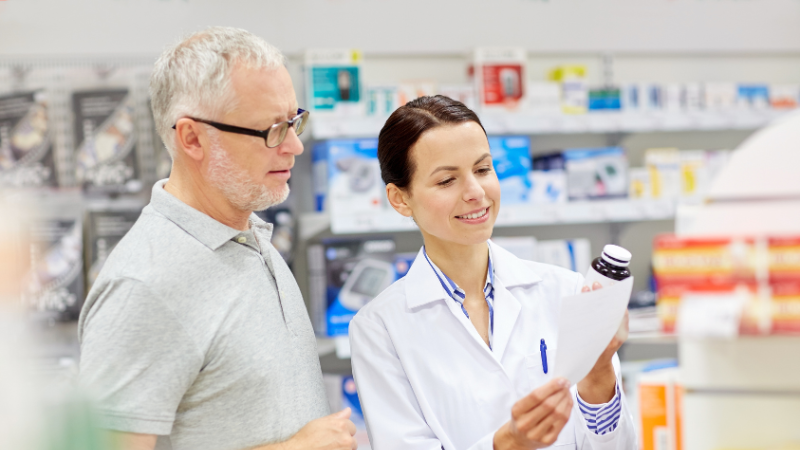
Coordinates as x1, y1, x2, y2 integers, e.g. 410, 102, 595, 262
300, 198, 677, 238
310, 109, 791, 139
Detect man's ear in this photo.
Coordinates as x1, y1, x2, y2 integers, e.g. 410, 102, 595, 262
386, 183, 413, 218
174, 118, 206, 162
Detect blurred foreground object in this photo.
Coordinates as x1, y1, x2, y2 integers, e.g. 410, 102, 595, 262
0, 198, 115, 450
656, 111, 800, 450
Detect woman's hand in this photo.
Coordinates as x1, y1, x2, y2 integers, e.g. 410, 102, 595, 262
576, 282, 629, 404
493, 378, 573, 450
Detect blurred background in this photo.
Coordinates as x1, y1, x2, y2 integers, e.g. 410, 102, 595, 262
2, 1, 800, 449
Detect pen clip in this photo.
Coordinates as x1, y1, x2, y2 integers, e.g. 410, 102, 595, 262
540, 338, 548, 374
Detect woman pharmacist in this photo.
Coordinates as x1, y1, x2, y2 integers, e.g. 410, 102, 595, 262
349, 96, 635, 450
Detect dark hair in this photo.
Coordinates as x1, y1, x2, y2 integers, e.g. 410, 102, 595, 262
378, 95, 486, 190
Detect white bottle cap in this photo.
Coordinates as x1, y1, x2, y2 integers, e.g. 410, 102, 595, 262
601, 244, 632, 267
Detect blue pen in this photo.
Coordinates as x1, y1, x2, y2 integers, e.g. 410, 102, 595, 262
540, 339, 548, 374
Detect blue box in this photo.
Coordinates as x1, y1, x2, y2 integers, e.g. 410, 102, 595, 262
489, 136, 532, 204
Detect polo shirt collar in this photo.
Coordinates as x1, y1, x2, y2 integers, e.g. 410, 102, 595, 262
150, 179, 273, 251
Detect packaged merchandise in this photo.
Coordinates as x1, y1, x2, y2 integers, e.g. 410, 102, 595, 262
438, 84, 477, 110
365, 84, 399, 116
703, 83, 737, 110
324, 138, 388, 218
628, 167, 651, 200
254, 207, 295, 264
22, 216, 85, 321
549, 65, 587, 114
736, 84, 770, 110
148, 100, 171, 180
563, 147, 628, 200
536, 239, 591, 275
769, 84, 799, 109
645, 148, 681, 200
308, 238, 413, 337
489, 136, 531, 204
490, 236, 538, 261
529, 170, 568, 204
86, 205, 142, 291
638, 367, 683, 450
474, 48, 526, 110
683, 83, 703, 112
72, 88, 142, 193
587, 87, 622, 111
621, 83, 643, 111
398, 81, 437, 106
652, 235, 800, 334
0, 90, 57, 189
305, 49, 363, 115
529, 151, 567, 203
525, 82, 561, 113
663, 84, 683, 112
678, 150, 709, 202
311, 142, 329, 212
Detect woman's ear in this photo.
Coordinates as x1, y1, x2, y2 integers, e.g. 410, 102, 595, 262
386, 183, 413, 217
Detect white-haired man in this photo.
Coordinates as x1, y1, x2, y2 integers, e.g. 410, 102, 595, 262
78, 27, 357, 450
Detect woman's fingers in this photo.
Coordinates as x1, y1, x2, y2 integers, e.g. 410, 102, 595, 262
512, 378, 569, 418
523, 392, 574, 445
515, 388, 570, 435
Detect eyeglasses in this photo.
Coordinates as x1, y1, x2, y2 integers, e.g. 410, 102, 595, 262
172, 108, 309, 148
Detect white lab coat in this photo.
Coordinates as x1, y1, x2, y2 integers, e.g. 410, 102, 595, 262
349, 240, 636, 450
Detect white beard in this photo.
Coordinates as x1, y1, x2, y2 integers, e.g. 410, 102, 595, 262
206, 134, 289, 212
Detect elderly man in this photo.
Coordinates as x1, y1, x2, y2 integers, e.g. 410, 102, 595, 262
78, 27, 357, 450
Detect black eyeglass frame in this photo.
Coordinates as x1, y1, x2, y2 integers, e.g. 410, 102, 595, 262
171, 108, 309, 148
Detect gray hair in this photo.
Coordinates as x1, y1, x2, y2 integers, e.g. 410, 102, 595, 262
150, 26, 286, 157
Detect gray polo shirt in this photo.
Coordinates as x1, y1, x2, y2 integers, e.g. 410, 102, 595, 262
78, 180, 329, 450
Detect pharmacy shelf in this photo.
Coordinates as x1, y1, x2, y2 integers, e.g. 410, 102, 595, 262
300, 198, 676, 238
310, 109, 794, 139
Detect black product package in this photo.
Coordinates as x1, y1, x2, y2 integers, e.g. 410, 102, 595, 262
72, 89, 142, 193
0, 91, 57, 188
23, 218, 85, 321
86, 208, 141, 291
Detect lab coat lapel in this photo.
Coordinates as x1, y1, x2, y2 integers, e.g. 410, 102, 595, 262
490, 279, 521, 364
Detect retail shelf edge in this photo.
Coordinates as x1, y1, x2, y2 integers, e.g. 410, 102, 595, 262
310, 109, 793, 139
300, 199, 676, 239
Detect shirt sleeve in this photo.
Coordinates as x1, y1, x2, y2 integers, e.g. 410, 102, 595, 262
78, 277, 203, 435
576, 383, 623, 435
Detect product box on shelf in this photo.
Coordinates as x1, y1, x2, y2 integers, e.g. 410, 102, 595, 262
438, 84, 477, 110
563, 147, 628, 200
308, 238, 414, 337
703, 83, 738, 111
305, 49, 363, 115
769, 84, 799, 109
536, 239, 591, 275
549, 65, 587, 114
324, 138, 388, 218
736, 84, 770, 110
638, 367, 683, 450
628, 167, 651, 200
0, 90, 58, 189
491, 236, 538, 261
23, 216, 85, 321
645, 148, 681, 200
489, 136, 531, 204
529, 152, 567, 204
525, 82, 561, 113
652, 234, 800, 334
72, 88, 142, 194
398, 80, 436, 106
474, 47, 526, 110
85, 205, 142, 291
588, 87, 621, 111
365, 84, 399, 116
311, 142, 329, 212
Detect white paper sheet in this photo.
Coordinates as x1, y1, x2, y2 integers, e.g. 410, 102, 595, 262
552, 277, 633, 385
